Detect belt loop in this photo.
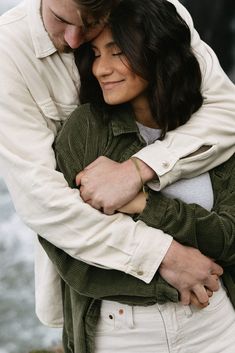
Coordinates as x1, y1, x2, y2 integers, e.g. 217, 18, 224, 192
126, 305, 134, 329
183, 305, 193, 318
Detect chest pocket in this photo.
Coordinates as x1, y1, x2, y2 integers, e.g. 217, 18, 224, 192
39, 98, 78, 136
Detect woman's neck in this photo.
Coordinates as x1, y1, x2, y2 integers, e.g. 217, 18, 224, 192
131, 96, 159, 129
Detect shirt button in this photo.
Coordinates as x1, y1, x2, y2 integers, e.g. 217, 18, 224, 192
109, 315, 113, 320
119, 309, 124, 315
162, 160, 170, 169
137, 270, 144, 276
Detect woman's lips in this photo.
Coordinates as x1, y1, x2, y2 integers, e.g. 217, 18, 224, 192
100, 80, 124, 90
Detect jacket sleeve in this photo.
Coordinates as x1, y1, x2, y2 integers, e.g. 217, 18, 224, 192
137, 155, 235, 267
134, 0, 235, 190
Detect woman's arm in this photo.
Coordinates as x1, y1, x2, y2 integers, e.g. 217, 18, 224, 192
136, 154, 235, 267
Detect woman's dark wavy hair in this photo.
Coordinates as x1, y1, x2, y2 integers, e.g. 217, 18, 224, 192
75, 0, 203, 138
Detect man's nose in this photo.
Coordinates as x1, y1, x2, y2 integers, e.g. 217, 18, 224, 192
64, 25, 84, 49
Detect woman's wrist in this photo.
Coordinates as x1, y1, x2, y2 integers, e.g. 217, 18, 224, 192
117, 191, 147, 214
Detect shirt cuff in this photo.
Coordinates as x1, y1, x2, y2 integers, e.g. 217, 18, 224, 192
125, 220, 173, 283
133, 141, 180, 190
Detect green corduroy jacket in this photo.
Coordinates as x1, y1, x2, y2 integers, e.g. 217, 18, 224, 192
39, 103, 235, 353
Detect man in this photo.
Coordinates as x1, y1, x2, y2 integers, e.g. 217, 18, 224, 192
0, 0, 234, 328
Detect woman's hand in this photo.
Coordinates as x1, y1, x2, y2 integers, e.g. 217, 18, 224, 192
190, 288, 214, 309
117, 191, 147, 214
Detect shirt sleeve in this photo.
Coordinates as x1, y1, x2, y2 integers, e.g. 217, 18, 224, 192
136, 154, 235, 267
134, 0, 235, 190
39, 234, 178, 305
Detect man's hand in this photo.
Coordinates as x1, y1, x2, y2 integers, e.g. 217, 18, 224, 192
159, 240, 223, 306
76, 156, 155, 214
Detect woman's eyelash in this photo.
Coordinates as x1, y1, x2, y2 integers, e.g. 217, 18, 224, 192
113, 52, 123, 56
92, 51, 123, 58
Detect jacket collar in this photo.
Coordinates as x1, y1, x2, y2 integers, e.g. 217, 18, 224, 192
110, 105, 140, 137
27, 0, 57, 58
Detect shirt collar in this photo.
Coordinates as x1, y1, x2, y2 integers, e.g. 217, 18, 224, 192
109, 105, 140, 137
27, 0, 57, 58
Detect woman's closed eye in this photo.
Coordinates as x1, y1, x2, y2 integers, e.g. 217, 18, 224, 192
111, 43, 123, 56
112, 51, 123, 56
92, 50, 123, 59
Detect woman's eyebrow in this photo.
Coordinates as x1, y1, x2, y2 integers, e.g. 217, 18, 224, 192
91, 41, 117, 50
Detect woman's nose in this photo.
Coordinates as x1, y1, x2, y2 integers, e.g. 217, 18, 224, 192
93, 57, 113, 78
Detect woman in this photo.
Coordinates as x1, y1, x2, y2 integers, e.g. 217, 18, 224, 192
39, 0, 235, 352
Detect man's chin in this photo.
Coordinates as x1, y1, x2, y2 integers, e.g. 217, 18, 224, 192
56, 44, 73, 54
50, 36, 73, 53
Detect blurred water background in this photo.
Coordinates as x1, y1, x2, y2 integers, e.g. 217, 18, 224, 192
0, 1, 234, 353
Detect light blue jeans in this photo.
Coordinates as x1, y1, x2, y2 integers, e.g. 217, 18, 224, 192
95, 281, 235, 353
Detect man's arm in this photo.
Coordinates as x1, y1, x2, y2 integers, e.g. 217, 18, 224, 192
76, 0, 235, 213
0, 51, 170, 284
39, 234, 222, 307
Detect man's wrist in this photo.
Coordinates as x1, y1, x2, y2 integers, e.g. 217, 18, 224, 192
131, 157, 156, 183
160, 240, 179, 268
122, 159, 143, 191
